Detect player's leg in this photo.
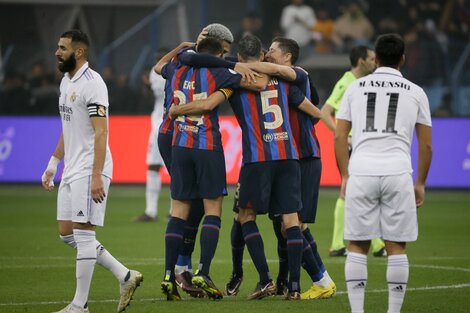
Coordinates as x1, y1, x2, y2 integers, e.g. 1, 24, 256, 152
330, 196, 347, 256
191, 149, 226, 299
345, 240, 370, 313
272, 215, 288, 294
381, 173, 417, 313
344, 175, 381, 313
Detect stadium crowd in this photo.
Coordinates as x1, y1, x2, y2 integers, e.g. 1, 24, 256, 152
1, 0, 468, 116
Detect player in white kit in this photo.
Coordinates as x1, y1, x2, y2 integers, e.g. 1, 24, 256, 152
334, 34, 432, 313
41, 30, 142, 313
133, 50, 167, 222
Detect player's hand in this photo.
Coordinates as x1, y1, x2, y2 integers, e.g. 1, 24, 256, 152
234, 63, 262, 83
41, 170, 55, 192
414, 183, 425, 208
91, 174, 106, 203
196, 28, 209, 45
339, 175, 348, 199
168, 104, 177, 120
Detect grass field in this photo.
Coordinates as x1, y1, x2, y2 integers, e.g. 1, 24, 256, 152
0, 185, 469, 313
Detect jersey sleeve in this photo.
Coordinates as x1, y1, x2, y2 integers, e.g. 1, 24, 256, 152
292, 67, 308, 85
336, 85, 353, 122
325, 77, 348, 111
287, 84, 306, 107
178, 50, 236, 69
416, 88, 432, 127
85, 77, 109, 117
214, 68, 242, 89
161, 60, 179, 80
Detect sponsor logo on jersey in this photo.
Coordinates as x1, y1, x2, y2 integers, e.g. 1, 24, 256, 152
263, 132, 289, 143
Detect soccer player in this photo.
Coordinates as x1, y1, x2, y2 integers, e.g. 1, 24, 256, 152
155, 36, 264, 301
321, 45, 386, 257
154, 23, 257, 299
41, 30, 142, 313
133, 49, 168, 222
335, 33, 432, 313
170, 34, 323, 300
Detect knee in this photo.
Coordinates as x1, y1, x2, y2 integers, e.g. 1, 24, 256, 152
238, 209, 256, 224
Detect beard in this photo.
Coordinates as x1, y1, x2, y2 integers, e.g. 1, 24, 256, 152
58, 53, 77, 73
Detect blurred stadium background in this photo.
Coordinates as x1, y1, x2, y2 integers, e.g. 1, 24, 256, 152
0, 0, 469, 187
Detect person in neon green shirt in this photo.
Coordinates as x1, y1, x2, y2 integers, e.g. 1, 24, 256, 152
321, 45, 386, 257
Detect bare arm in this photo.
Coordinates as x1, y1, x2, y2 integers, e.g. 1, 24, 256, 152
90, 116, 108, 203
321, 103, 336, 132
334, 119, 352, 199
41, 133, 64, 191
239, 73, 269, 91
297, 97, 323, 119
169, 90, 228, 119
154, 41, 195, 74
245, 62, 297, 82
414, 124, 433, 207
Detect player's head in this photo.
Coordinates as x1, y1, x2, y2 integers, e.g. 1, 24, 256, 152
266, 37, 300, 65
204, 23, 234, 55
350, 45, 376, 76
196, 37, 225, 58
237, 34, 263, 63
375, 33, 405, 69
56, 29, 90, 73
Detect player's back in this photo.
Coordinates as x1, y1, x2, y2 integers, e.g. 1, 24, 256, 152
339, 67, 431, 176
229, 77, 299, 164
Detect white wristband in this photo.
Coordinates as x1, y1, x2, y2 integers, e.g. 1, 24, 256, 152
46, 156, 61, 175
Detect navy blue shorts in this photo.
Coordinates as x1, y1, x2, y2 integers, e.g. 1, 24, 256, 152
158, 132, 173, 175
170, 146, 227, 200
299, 157, 322, 223
238, 160, 301, 215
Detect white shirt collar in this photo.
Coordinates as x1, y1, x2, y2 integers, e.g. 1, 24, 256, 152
65, 62, 89, 82
373, 66, 403, 77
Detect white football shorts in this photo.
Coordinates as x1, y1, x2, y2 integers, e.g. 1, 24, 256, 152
147, 126, 164, 166
344, 173, 418, 242
57, 175, 111, 227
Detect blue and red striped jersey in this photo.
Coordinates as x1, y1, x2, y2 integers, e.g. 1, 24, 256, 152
161, 59, 241, 151
289, 66, 321, 159
229, 77, 305, 164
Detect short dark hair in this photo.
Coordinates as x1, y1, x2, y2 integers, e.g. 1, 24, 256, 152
196, 37, 224, 56
60, 29, 90, 48
349, 45, 371, 67
272, 37, 300, 64
374, 33, 405, 68
237, 34, 262, 61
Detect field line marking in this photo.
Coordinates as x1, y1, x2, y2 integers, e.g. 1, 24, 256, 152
1, 283, 470, 307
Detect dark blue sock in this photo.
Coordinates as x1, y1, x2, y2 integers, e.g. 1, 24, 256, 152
198, 215, 221, 276
272, 218, 288, 281
231, 219, 245, 276
301, 234, 323, 282
165, 217, 186, 282
286, 226, 302, 292
302, 227, 325, 273
179, 199, 205, 268
242, 220, 271, 284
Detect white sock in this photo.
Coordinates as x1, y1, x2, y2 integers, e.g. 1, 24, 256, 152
175, 265, 187, 275
323, 270, 334, 285
387, 254, 409, 313
145, 170, 161, 218
345, 252, 368, 313
95, 241, 129, 283
72, 229, 97, 309
314, 276, 330, 288
60, 234, 77, 249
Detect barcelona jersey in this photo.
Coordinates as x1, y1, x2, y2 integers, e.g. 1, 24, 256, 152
229, 77, 305, 164
289, 66, 321, 159
161, 59, 241, 151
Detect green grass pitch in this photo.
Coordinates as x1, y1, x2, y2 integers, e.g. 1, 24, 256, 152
0, 185, 469, 313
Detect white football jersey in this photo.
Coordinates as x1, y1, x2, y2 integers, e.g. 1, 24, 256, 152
337, 67, 432, 176
58, 62, 113, 183
149, 70, 165, 127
